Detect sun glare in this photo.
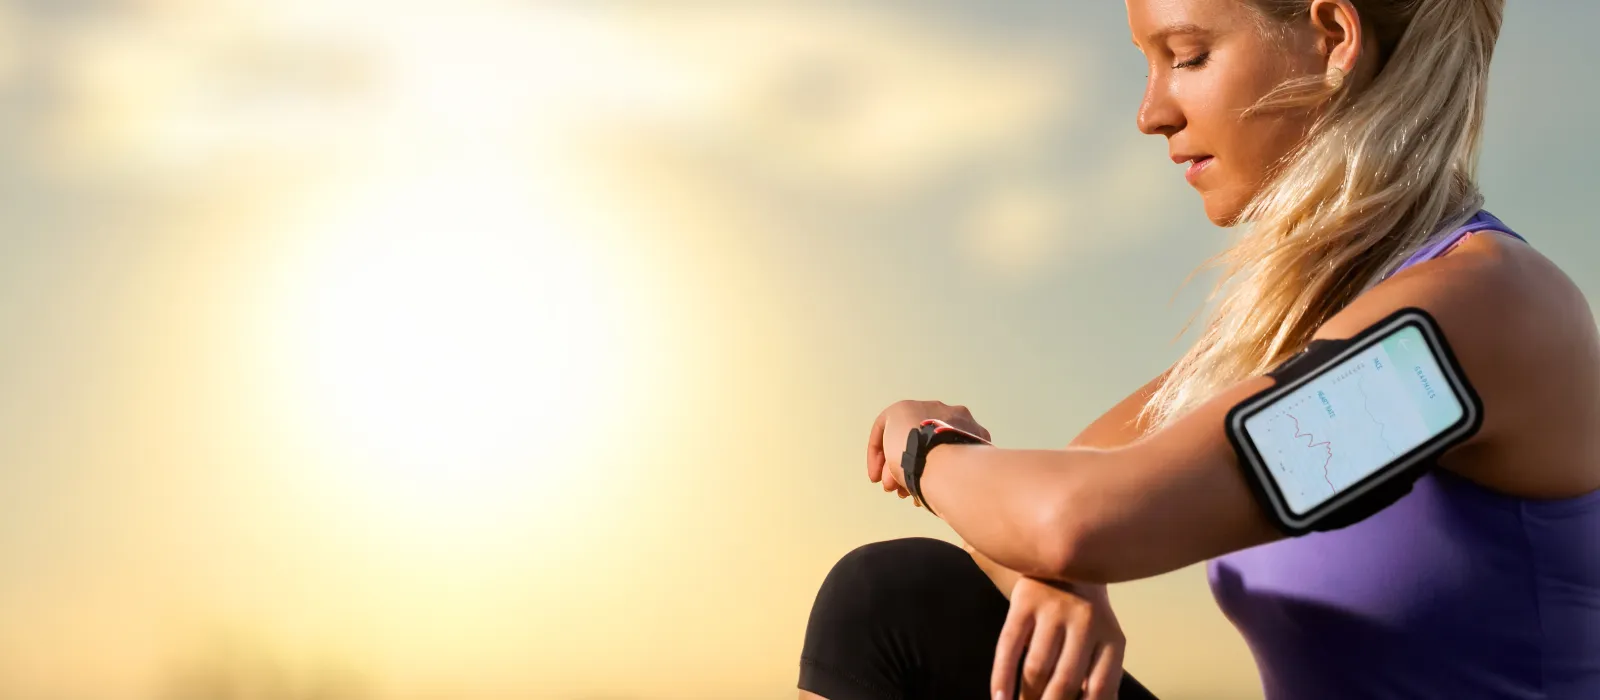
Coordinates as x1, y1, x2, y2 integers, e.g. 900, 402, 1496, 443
270, 165, 632, 536
229, 2, 673, 542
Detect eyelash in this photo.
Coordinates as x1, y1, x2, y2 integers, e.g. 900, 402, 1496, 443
1173, 52, 1211, 69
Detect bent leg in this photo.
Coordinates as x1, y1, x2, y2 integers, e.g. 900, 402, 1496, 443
798, 537, 1011, 699
797, 537, 1161, 700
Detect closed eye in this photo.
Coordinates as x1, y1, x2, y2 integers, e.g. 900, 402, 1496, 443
1174, 52, 1211, 70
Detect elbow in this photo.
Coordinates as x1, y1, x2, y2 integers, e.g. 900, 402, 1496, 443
1046, 522, 1131, 584
1037, 509, 1078, 582
1036, 470, 1121, 584
1036, 490, 1103, 584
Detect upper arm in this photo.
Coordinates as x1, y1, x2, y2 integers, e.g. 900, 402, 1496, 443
1053, 231, 1600, 582
1310, 233, 1600, 497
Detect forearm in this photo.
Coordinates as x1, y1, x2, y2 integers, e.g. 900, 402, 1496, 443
965, 541, 1108, 601
921, 379, 1283, 583
962, 540, 1022, 598
919, 444, 1103, 581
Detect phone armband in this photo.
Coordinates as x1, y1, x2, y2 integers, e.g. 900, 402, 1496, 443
1224, 308, 1484, 536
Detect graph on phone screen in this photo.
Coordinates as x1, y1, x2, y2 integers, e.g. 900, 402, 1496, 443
1242, 326, 1465, 515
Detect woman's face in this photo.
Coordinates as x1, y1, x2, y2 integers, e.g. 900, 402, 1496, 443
1127, 0, 1328, 226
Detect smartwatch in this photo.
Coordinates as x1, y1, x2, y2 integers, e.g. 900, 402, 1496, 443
901, 419, 992, 516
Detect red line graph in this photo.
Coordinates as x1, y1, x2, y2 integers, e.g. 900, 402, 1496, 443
1287, 413, 1336, 491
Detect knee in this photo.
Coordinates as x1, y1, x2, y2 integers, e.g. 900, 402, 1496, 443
808, 537, 974, 625
836, 536, 972, 584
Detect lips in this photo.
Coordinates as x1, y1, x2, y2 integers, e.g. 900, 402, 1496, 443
1184, 156, 1214, 184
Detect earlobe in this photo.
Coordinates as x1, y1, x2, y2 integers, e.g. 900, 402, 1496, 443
1325, 65, 1346, 91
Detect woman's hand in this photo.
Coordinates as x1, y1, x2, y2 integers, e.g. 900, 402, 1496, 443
866, 400, 993, 501
993, 577, 1125, 700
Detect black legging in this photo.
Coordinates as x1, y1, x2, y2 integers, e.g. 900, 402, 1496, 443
798, 537, 1161, 700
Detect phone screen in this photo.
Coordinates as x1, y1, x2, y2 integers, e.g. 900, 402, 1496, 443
1241, 324, 1467, 516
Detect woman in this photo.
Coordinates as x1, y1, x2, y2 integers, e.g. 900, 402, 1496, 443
797, 0, 1600, 699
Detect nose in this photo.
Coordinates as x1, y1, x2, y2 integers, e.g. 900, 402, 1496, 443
1137, 74, 1184, 137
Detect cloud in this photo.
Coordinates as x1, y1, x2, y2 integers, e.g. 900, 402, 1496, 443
571, 3, 1191, 284
584, 3, 1084, 196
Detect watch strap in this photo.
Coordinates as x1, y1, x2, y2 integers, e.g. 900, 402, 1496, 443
902, 419, 990, 517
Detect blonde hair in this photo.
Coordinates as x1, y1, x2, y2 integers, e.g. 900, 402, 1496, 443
1139, 0, 1506, 430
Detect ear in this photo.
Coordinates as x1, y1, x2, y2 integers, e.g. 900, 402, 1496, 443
1307, 0, 1365, 75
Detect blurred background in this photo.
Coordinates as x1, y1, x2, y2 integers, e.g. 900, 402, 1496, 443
0, 1, 1594, 698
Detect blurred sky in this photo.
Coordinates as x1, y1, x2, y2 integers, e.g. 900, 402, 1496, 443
0, 1, 1594, 699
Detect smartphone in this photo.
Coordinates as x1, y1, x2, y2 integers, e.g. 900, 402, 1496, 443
1225, 307, 1483, 534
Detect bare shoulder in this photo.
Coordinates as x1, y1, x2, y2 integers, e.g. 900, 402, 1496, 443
1316, 230, 1600, 499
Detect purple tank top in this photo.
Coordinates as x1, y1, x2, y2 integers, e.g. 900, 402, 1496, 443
1208, 210, 1600, 699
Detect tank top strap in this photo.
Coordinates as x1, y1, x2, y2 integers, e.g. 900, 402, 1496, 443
1384, 209, 1527, 280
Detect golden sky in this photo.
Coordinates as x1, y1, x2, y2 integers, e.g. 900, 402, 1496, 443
0, 2, 1594, 699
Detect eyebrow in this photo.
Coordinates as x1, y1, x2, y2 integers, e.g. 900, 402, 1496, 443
1132, 22, 1212, 48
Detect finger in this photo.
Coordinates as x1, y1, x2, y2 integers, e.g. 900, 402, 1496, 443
991, 606, 1035, 700
867, 409, 888, 483
1083, 643, 1124, 700
1040, 624, 1090, 700
882, 469, 901, 493
1021, 620, 1064, 700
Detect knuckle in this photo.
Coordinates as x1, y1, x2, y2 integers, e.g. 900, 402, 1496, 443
1022, 658, 1050, 678
1085, 677, 1108, 697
